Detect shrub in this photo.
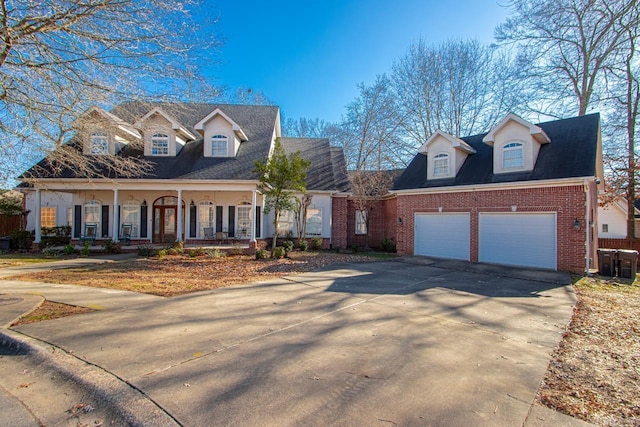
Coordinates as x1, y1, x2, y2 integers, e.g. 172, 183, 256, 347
101, 238, 122, 254
157, 249, 168, 259
350, 244, 360, 253
310, 237, 323, 251
167, 247, 181, 256
272, 246, 286, 259
282, 240, 294, 254
40, 226, 71, 247
206, 248, 226, 258
137, 244, 155, 257
80, 241, 90, 257
63, 244, 75, 255
380, 237, 396, 253
188, 247, 206, 257
172, 241, 184, 254
42, 247, 60, 257
298, 239, 308, 251
9, 230, 34, 250
255, 249, 268, 260
228, 243, 244, 256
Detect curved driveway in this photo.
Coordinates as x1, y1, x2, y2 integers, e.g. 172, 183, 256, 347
1, 256, 592, 426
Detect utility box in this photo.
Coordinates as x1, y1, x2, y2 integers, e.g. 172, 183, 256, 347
597, 249, 618, 277
617, 249, 638, 280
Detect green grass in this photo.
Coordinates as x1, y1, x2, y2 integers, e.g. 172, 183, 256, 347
0, 253, 74, 268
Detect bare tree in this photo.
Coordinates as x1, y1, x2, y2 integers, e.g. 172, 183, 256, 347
292, 193, 312, 246
349, 170, 395, 249
496, 0, 640, 116
339, 74, 406, 171
281, 117, 338, 139
0, 0, 219, 183
391, 38, 523, 145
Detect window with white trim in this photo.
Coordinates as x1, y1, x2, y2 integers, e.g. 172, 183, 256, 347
237, 205, 252, 238
433, 153, 449, 177
67, 207, 73, 227
90, 132, 108, 154
277, 210, 294, 236
151, 133, 169, 155
199, 201, 215, 237
121, 202, 140, 238
503, 142, 524, 169
41, 207, 56, 228
83, 200, 101, 234
211, 134, 228, 157
355, 210, 367, 235
602, 223, 609, 233
306, 208, 322, 236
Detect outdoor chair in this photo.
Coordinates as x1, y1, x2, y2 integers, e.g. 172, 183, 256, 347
79, 223, 97, 245
119, 223, 132, 246
203, 227, 215, 239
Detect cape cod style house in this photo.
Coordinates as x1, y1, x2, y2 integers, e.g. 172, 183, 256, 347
19, 103, 350, 251
19, 104, 603, 274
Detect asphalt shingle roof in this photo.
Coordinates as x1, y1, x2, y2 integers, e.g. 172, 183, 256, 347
393, 113, 600, 191
21, 102, 350, 192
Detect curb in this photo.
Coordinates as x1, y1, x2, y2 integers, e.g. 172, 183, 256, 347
0, 329, 180, 427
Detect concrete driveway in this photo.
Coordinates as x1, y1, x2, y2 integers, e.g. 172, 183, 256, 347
3, 257, 589, 426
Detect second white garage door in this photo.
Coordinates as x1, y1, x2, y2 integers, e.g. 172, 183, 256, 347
414, 213, 470, 261
479, 213, 557, 270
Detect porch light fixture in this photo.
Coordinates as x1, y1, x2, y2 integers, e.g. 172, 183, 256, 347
190, 200, 195, 207
573, 218, 580, 230
398, 217, 403, 225
142, 200, 147, 206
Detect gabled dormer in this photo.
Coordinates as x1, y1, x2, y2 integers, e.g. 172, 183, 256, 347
482, 113, 551, 174
194, 108, 248, 158
134, 108, 196, 157
419, 130, 476, 180
74, 107, 141, 156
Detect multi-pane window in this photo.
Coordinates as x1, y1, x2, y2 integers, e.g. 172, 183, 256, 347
306, 208, 322, 236
602, 224, 609, 233
151, 133, 169, 155
237, 205, 252, 238
121, 202, 140, 238
355, 210, 367, 235
41, 207, 56, 228
211, 134, 228, 156
433, 153, 449, 176
90, 132, 108, 154
277, 210, 294, 236
84, 200, 101, 235
199, 201, 215, 237
503, 142, 524, 169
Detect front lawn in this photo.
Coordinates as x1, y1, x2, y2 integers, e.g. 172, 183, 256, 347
538, 274, 640, 426
5, 251, 392, 297
0, 253, 77, 268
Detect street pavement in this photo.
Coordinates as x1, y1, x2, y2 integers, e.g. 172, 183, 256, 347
0, 255, 595, 426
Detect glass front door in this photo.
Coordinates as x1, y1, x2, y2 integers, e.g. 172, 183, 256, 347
153, 206, 177, 243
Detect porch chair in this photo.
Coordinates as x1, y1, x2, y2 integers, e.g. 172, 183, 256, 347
203, 227, 215, 240
79, 223, 97, 246
119, 223, 132, 246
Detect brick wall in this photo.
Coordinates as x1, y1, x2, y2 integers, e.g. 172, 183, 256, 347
395, 185, 592, 273
331, 196, 348, 249
345, 197, 398, 249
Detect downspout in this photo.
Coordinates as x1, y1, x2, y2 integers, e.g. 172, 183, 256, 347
329, 192, 333, 248
584, 179, 591, 275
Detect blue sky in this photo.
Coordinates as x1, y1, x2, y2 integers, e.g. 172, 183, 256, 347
208, 0, 509, 123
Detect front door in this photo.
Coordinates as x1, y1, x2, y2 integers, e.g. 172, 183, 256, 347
153, 206, 177, 243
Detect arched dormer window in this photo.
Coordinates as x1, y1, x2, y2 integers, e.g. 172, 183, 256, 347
151, 133, 169, 156
90, 132, 108, 154
433, 153, 450, 177
503, 142, 524, 169
211, 134, 228, 157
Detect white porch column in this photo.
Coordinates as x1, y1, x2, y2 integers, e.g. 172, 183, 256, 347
177, 189, 183, 242
112, 188, 119, 241
250, 190, 257, 242
34, 188, 42, 243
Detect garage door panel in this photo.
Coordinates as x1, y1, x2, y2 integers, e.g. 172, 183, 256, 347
479, 213, 556, 270
415, 213, 470, 261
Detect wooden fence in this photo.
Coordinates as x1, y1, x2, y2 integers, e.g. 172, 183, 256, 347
599, 238, 640, 252
0, 214, 22, 235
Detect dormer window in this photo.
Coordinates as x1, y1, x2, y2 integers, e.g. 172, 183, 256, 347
151, 133, 169, 156
503, 142, 524, 169
211, 134, 228, 157
90, 132, 108, 154
433, 153, 450, 177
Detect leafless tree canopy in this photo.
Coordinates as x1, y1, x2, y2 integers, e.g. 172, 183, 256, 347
0, 0, 219, 184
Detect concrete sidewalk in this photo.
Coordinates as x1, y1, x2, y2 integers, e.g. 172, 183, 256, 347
1, 256, 595, 426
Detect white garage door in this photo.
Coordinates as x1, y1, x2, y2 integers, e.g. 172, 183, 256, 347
414, 213, 470, 261
479, 213, 557, 270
